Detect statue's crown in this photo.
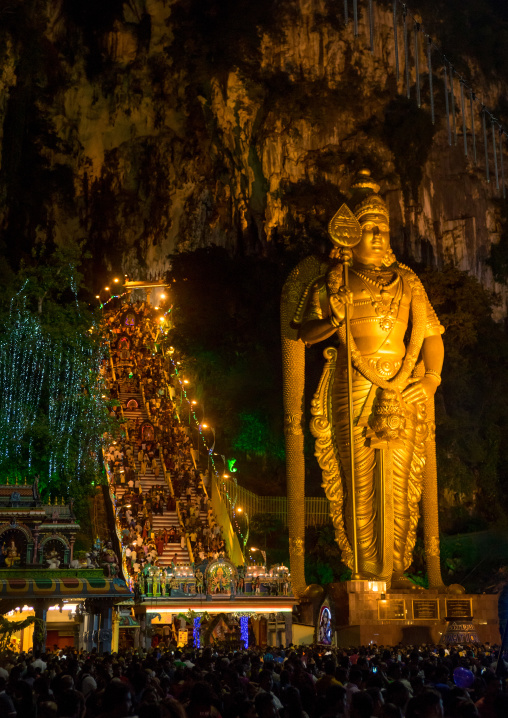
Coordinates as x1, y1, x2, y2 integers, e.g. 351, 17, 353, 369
349, 169, 389, 222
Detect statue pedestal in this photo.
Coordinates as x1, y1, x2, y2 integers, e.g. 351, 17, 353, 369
326, 581, 499, 646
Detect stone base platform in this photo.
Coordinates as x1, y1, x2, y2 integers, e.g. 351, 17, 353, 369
326, 580, 499, 646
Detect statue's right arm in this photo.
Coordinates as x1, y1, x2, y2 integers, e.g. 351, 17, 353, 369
298, 317, 337, 345
297, 284, 351, 345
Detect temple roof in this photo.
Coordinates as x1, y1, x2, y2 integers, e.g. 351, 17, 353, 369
0, 570, 132, 600
0, 482, 78, 528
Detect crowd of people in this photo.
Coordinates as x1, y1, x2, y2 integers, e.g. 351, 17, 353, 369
1, 643, 508, 718
102, 302, 229, 588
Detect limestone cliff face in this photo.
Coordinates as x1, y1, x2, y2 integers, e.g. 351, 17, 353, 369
1, 0, 506, 309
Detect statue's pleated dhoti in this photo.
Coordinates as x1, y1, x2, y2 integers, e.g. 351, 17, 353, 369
332, 355, 416, 579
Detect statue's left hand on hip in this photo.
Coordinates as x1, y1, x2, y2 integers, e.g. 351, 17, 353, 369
402, 376, 439, 404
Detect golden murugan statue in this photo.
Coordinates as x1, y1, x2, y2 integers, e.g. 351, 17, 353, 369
282, 170, 447, 596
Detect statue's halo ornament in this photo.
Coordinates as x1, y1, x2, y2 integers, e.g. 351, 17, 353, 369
328, 203, 362, 248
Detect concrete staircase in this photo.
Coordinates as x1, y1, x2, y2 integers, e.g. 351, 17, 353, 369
115, 375, 191, 567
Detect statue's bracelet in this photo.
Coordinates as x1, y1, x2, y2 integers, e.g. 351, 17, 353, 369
425, 370, 441, 385
329, 313, 342, 328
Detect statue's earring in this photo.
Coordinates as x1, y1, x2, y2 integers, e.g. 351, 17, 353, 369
382, 248, 397, 267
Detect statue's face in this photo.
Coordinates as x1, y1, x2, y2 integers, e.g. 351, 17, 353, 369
354, 213, 390, 265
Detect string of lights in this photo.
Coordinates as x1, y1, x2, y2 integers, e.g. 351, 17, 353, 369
193, 616, 201, 648
0, 273, 109, 492
162, 341, 247, 548
240, 615, 249, 649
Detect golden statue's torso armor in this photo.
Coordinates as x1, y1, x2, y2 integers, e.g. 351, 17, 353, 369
307, 264, 443, 373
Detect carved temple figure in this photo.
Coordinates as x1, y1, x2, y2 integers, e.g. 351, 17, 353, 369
100, 541, 119, 578
195, 568, 204, 594
46, 548, 61, 569
4, 538, 21, 567
282, 170, 448, 595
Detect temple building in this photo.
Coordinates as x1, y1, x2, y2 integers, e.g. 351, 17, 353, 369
0, 480, 131, 652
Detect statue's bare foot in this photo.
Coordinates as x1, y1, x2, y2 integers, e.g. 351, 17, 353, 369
390, 574, 418, 590
427, 582, 464, 594
446, 583, 465, 594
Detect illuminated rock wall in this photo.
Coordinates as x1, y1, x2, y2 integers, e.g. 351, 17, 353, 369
0, 0, 505, 309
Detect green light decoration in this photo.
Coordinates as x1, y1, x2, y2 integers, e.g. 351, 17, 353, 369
227, 458, 238, 473
0, 273, 111, 495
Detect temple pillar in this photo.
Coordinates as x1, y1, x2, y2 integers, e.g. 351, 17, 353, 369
98, 604, 113, 654
82, 613, 93, 652
33, 600, 50, 653
144, 614, 153, 650
83, 601, 100, 653
21, 621, 35, 652
138, 614, 146, 650
92, 612, 100, 652
27, 541, 35, 564
78, 618, 86, 651
33, 529, 39, 565
145, 289, 152, 305
73, 622, 80, 651
284, 612, 293, 647
70, 536, 75, 562
112, 610, 120, 653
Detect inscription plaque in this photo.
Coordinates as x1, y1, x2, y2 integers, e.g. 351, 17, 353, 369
378, 599, 405, 620
445, 598, 473, 620
413, 599, 439, 620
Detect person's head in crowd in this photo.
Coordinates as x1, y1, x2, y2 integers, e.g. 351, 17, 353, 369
255, 691, 278, 718
101, 679, 134, 718
323, 658, 336, 676
367, 686, 385, 716
348, 667, 364, 688
380, 703, 403, 718
482, 669, 502, 697
325, 684, 347, 715
38, 701, 58, 718
258, 668, 274, 693
406, 689, 444, 718
385, 680, 410, 711
56, 690, 81, 718
237, 698, 257, 718
281, 685, 305, 717
351, 691, 374, 718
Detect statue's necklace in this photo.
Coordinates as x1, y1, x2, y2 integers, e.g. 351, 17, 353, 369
352, 267, 401, 332
338, 263, 427, 391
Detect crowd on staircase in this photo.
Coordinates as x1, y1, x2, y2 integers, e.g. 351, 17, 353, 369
101, 301, 229, 592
